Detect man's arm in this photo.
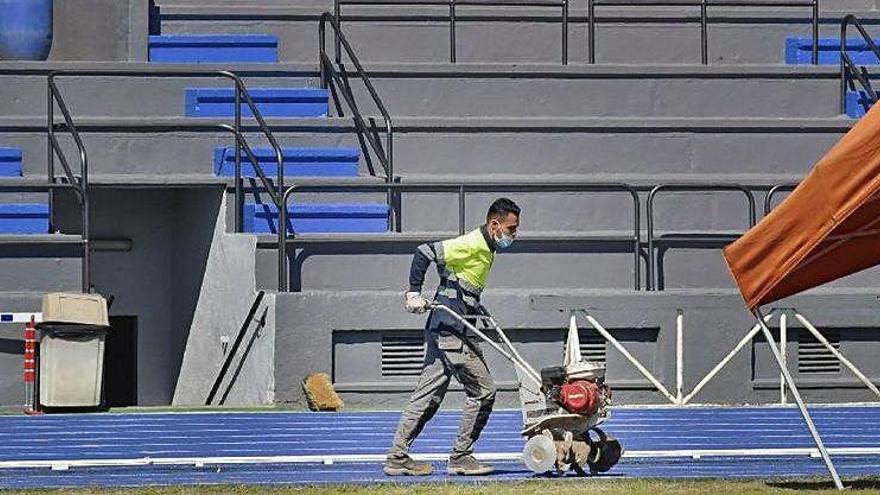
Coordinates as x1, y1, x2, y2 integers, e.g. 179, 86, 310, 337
409, 242, 440, 293
405, 242, 441, 313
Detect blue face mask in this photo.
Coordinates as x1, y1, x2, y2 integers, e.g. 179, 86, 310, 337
494, 232, 515, 250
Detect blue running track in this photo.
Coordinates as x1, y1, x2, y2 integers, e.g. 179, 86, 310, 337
0, 405, 879, 488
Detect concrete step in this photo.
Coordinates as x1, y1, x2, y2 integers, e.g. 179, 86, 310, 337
0, 116, 855, 177
845, 89, 878, 118
0, 204, 48, 234
0, 148, 22, 177
157, 5, 880, 64
786, 36, 880, 64
0, 62, 318, 118
148, 34, 279, 63
347, 64, 843, 118
0, 62, 846, 118
243, 202, 390, 233
213, 146, 360, 177
184, 88, 329, 118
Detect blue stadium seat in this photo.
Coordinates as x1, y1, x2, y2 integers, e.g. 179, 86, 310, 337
0, 148, 23, 177
185, 88, 329, 117
243, 203, 390, 233
0, 204, 48, 234
148, 34, 278, 63
213, 146, 359, 177
786, 36, 880, 65
844, 90, 879, 118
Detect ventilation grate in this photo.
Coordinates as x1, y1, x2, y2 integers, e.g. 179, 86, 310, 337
578, 330, 606, 364
381, 333, 425, 377
798, 330, 840, 374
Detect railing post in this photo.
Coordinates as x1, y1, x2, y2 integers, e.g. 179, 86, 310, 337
812, 0, 819, 65
676, 309, 684, 404
234, 87, 243, 233
779, 312, 787, 405
319, 16, 328, 90
562, 0, 568, 65
840, 17, 848, 115
278, 186, 292, 292
334, 0, 342, 64
700, 0, 708, 64
646, 186, 657, 291
458, 184, 465, 235
588, 0, 595, 63
450, 0, 457, 63
46, 79, 54, 233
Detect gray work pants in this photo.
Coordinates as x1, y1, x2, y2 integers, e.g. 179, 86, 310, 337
388, 303, 497, 459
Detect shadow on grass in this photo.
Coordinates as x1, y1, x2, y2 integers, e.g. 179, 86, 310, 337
768, 477, 880, 491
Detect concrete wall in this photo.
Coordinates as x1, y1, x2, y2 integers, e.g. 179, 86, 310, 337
275, 290, 880, 409
173, 193, 275, 406
49, 0, 147, 62
52, 187, 220, 406
0, 65, 841, 119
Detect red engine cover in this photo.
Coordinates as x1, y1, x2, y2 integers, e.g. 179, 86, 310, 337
558, 380, 600, 415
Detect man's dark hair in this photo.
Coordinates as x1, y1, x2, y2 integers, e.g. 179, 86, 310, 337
487, 197, 520, 221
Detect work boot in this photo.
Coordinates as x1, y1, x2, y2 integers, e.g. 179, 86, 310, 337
447, 454, 494, 476
384, 455, 433, 476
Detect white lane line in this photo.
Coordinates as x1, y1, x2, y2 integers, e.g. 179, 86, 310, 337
4, 447, 880, 470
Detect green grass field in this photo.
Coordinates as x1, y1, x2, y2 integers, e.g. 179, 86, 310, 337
7, 479, 880, 495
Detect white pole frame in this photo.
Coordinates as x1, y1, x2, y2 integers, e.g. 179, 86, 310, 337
580, 310, 679, 404
754, 308, 843, 490
793, 311, 880, 400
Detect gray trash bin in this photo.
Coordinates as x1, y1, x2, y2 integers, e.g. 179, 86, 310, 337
39, 325, 107, 407
36, 293, 110, 408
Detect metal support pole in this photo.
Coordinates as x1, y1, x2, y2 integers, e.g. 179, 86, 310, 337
334, 0, 342, 64
458, 185, 465, 235
840, 18, 848, 115
812, 0, 819, 65
676, 309, 684, 404
449, 0, 457, 63
581, 310, 678, 404
234, 88, 243, 233
780, 312, 787, 405
700, 0, 708, 64
46, 83, 54, 233
588, 0, 595, 63
754, 308, 843, 491
794, 312, 880, 400
682, 312, 774, 404
561, 0, 568, 65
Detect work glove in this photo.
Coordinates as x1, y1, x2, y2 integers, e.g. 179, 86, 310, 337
405, 291, 430, 314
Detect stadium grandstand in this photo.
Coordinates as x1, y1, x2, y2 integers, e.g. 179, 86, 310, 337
2, 0, 880, 491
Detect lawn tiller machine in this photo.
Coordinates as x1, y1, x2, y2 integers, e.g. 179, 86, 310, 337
431, 303, 623, 476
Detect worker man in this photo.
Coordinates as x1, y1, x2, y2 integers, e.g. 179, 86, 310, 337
384, 198, 521, 477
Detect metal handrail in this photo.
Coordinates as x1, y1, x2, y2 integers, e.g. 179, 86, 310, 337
646, 184, 757, 290
319, 12, 395, 223
45, 121, 285, 195
840, 15, 880, 115
764, 182, 797, 215
277, 181, 641, 292
46, 77, 91, 292
335, 0, 569, 64
47, 69, 284, 231
589, 0, 819, 64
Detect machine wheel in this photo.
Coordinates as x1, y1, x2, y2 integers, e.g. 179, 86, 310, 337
587, 428, 623, 473
522, 434, 557, 473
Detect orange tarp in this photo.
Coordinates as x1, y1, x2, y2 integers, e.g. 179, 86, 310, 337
724, 104, 880, 310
